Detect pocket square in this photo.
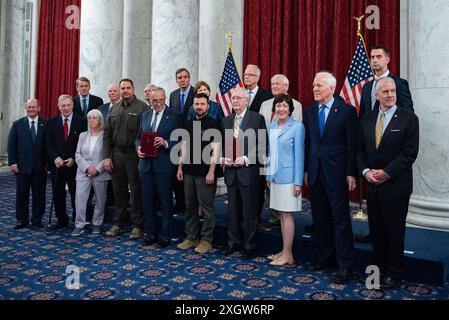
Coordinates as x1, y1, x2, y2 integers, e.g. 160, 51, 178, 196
390, 129, 401, 132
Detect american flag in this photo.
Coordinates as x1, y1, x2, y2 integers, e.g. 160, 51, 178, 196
215, 47, 245, 116
340, 33, 374, 112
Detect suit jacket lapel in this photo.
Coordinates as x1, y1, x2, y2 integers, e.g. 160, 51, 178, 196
157, 108, 170, 134
377, 108, 400, 150
240, 110, 250, 132
278, 117, 293, 138
322, 100, 339, 139
368, 110, 378, 151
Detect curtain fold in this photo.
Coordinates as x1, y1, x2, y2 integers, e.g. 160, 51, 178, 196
35, 0, 81, 118
244, 0, 400, 202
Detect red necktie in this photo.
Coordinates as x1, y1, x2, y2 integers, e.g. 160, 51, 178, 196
270, 111, 276, 122
63, 118, 69, 142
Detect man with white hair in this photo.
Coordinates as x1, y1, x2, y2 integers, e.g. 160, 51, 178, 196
259, 74, 303, 231
243, 64, 272, 113
357, 77, 419, 290
303, 71, 358, 285
98, 83, 121, 120
221, 87, 267, 259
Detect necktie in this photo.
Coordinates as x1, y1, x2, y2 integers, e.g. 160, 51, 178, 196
270, 111, 276, 122
82, 98, 88, 116
233, 115, 241, 138
180, 93, 185, 113
63, 118, 69, 142
375, 111, 385, 148
371, 80, 378, 109
248, 90, 253, 106
150, 112, 159, 132
30, 121, 36, 143
318, 105, 326, 137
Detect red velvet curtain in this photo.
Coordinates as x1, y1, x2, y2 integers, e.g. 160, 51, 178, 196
35, 0, 81, 118
244, 0, 400, 108
243, 0, 400, 202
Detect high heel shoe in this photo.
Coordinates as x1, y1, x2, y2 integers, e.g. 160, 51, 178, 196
269, 256, 294, 266
267, 252, 282, 260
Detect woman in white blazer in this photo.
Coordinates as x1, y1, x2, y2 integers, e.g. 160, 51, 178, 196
266, 94, 305, 266
71, 109, 111, 236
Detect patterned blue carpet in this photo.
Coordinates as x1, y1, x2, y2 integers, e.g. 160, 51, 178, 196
0, 171, 448, 300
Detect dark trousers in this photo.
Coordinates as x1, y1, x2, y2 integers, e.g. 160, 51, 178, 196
184, 174, 216, 243
140, 170, 173, 242
51, 166, 76, 224
111, 151, 143, 229
367, 192, 409, 278
15, 171, 47, 225
309, 170, 354, 270
227, 180, 260, 251
173, 174, 186, 211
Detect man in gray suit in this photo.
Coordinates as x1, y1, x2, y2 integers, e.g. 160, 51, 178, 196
222, 87, 267, 259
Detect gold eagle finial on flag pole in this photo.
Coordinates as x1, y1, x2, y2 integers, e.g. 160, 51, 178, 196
353, 15, 365, 33
226, 32, 236, 50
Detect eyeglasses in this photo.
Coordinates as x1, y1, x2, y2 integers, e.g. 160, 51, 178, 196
231, 96, 246, 101
244, 73, 259, 77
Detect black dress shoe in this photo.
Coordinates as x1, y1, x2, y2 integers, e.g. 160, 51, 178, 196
307, 260, 336, 272
355, 234, 372, 243
158, 241, 171, 248
143, 238, 158, 246
332, 268, 354, 285
304, 224, 315, 233
51, 222, 69, 230
14, 223, 29, 230
224, 247, 240, 256
242, 250, 256, 260
32, 222, 44, 228
380, 276, 402, 290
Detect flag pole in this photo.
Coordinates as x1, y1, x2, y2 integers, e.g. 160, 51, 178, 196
225, 32, 244, 83
351, 16, 368, 222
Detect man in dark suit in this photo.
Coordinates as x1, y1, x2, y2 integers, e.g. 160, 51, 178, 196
169, 68, 194, 212
357, 77, 419, 290
136, 87, 182, 247
356, 45, 414, 243
303, 71, 358, 284
7, 99, 48, 229
73, 77, 104, 119
169, 68, 195, 121
98, 83, 121, 208
222, 87, 267, 259
98, 83, 121, 120
46, 95, 87, 228
243, 64, 272, 113
359, 46, 413, 118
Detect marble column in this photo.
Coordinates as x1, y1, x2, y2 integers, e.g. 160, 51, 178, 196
0, 0, 28, 162
79, 0, 124, 99
405, 0, 449, 230
198, 0, 244, 95
198, 0, 244, 195
123, 0, 152, 100
151, 0, 199, 95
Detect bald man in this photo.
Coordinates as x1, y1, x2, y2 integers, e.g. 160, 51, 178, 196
8, 99, 48, 229
98, 83, 121, 120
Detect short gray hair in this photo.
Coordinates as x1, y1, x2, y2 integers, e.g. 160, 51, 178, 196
150, 86, 166, 97
271, 74, 289, 86
246, 64, 261, 76
231, 87, 250, 99
316, 71, 337, 88
375, 77, 396, 93
86, 109, 104, 130
58, 94, 73, 106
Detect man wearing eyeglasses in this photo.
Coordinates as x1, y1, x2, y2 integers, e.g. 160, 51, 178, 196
243, 64, 272, 113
